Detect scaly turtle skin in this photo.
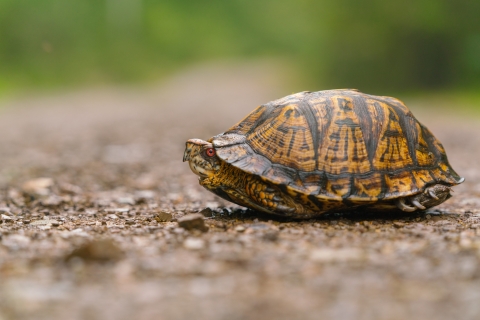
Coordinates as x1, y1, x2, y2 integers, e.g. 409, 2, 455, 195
183, 89, 464, 218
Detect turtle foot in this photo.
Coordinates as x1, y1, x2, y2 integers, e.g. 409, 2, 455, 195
395, 184, 452, 212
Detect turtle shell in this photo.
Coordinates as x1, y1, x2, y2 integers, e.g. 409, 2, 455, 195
210, 89, 463, 202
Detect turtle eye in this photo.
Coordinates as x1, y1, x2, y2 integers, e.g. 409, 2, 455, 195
205, 148, 216, 157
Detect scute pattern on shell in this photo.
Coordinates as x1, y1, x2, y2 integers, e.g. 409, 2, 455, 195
212, 89, 462, 202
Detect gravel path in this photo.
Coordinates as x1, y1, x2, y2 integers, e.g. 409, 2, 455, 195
0, 63, 479, 320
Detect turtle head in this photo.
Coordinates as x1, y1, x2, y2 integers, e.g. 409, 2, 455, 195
183, 139, 221, 178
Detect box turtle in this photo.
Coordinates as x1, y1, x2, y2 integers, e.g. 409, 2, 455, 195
183, 89, 464, 218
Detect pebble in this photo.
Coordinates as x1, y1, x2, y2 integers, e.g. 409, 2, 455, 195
30, 219, 59, 226
155, 211, 173, 222
41, 195, 63, 207
105, 208, 130, 213
183, 237, 206, 250
393, 222, 405, 228
0, 207, 11, 214
21, 177, 54, 197
178, 214, 209, 232
66, 238, 124, 262
262, 230, 279, 242
309, 248, 365, 263
235, 225, 246, 233
59, 182, 83, 195
134, 190, 156, 203
116, 197, 135, 205
1, 214, 12, 221
200, 207, 214, 217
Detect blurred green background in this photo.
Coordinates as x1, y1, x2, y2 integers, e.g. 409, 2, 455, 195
0, 0, 479, 96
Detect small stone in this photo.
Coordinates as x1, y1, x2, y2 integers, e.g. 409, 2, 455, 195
262, 229, 279, 242
8, 188, 25, 206
105, 208, 129, 213
183, 237, 206, 250
21, 177, 54, 197
134, 190, 156, 202
393, 222, 405, 228
116, 197, 135, 205
155, 211, 173, 222
86, 209, 98, 216
173, 227, 186, 234
310, 248, 365, 263
31, 219, 59, 226
200, 207, 214, 217
178, 213, 209, 232
59, 183, 83, 195
41, 195, 63, 207
1, 214, 12, 220
235, 225, 246, 233
134, 174, 157, 190
66, 238, 124, 262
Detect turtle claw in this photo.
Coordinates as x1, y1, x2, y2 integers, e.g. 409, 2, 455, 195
396, 198, 417, 212
272, 195, 283, 202
411, 199, 426, 210
427, 188, 439, 200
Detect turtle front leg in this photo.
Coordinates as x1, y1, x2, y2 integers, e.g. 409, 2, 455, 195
219, 188, 288, 215
200, 163, 300, 215
220, 179, 299, 215
243, 179, 301, 215
395, 184, 452, 212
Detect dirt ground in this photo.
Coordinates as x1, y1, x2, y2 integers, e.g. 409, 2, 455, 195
0, 62, 479, 320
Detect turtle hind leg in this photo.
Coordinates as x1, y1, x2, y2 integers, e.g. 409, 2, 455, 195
395, 184, 452, 212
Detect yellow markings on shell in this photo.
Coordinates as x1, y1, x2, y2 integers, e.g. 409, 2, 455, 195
372, 104, 413, 171
247, 104, 316, 171
384, 171, 415, 196
324, 176, 351, 199
313, 96, 371, 174
429, 167, 451, 183
414, 123, 435, 167
412, 169, 433, 188
416, 150, 435, 167
351, 173, 382, 200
